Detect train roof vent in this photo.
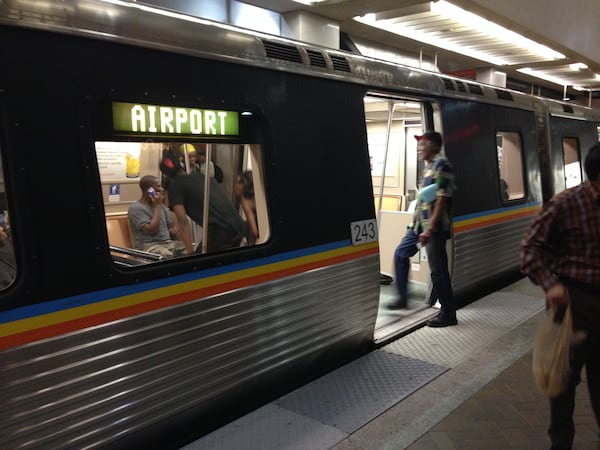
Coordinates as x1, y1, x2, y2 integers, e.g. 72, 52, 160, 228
262, 40, 303, 64
562, 104, 574, 113
468, 84, 484, 95
443, 78, 455, 91
330, 55, 351, 72
495, 89, 514, 101
455, 80, 467, 93
306, 49, 327, 68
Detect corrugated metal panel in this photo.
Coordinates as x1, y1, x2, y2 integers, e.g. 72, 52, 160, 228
452, 216, 532, 293
0, 256, 379, 449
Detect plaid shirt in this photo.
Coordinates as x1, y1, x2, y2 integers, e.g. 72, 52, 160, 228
520, 180, 600, 290
412, 154, 455, 233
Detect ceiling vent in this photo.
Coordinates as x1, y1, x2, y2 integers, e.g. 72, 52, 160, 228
330, 55, 351, 72
262, 40, 303, 64
306, 49, 327, 68
468, 84, 484, 95
495, 89, 514, 101
442, 78, 455, 91
562, 104, 574, 113
455, 80, 467, 92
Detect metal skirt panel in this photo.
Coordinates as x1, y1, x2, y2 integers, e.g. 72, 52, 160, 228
0, 256, 380, 449
452, 217, 532, 294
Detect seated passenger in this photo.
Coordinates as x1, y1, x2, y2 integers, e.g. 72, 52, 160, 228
128, 175, 184, 258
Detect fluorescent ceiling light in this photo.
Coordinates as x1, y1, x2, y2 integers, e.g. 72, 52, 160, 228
354, 1, 565, 66
291, 0, 328, 4
517, 68, 573, 87
569, 63, 588, 70
518, 64, 600, 88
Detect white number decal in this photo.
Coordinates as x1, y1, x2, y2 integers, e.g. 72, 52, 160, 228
350, 219, 378, 245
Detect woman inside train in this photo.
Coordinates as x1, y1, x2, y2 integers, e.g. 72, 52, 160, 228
235, 170, 258, 245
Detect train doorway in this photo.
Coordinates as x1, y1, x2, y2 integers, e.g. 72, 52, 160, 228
364, 94, 440, 343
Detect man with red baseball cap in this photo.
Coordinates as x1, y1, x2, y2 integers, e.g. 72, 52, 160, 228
389, 131, 457, 327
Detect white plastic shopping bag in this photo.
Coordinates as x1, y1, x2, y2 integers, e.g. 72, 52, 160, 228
532, 305, 585, 398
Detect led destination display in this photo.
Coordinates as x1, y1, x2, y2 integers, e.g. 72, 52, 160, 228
112, 102, 239, 136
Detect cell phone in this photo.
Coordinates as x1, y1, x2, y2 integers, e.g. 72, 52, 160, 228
147, 187, 156, 198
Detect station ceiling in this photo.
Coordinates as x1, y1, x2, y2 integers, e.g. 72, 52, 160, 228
241, 0, 600, 103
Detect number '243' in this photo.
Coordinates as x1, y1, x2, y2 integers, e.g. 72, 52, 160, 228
350, 219, 377, 246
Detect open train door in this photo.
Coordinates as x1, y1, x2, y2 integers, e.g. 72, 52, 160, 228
364, 94, 444, 342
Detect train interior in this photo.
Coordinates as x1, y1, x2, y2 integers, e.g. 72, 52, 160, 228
364, 95, 438, 341
99, 139, 269, 265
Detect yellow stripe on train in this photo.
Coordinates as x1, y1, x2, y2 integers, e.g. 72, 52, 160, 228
453, 205, 540, 233
0, 242, 379, 338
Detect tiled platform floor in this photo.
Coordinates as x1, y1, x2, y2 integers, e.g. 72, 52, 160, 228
407, 350, 597, 450
183, 278, 599, 450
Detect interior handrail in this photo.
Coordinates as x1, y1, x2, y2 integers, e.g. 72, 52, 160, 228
109, 245, 166, 261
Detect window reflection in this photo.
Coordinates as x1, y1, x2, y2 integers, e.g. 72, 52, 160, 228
0, 156, 15, 288
496, 131, 526, 201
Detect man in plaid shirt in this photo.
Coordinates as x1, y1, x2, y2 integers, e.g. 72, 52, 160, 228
521, 142, 600, 450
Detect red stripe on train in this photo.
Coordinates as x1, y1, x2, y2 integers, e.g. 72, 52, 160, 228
0, 246, 378, 350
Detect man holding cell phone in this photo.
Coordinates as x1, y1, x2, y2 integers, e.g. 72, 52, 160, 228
128, 175, 183, 258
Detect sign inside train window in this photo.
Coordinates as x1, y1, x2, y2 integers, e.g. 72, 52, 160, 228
112, 102, 239, 136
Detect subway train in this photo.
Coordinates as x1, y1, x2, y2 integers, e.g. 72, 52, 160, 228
0, 1, 599, 448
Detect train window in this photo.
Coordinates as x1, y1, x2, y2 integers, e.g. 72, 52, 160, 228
496, 131, 525, 201
96, 139, 269, 265
562, 137, 582, 188
0, 155, 15, 289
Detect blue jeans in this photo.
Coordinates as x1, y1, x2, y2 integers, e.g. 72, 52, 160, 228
393, 227, 455, 317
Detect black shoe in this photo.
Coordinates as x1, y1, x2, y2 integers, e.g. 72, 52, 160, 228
426, 314, 457, 327
388, 298, 407, 309
380, 273, 393, 285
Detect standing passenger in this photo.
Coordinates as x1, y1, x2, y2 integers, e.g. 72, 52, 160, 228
160, 154, 246, 254
196, 144, 215, 178
520, 142, 600, 450
186, 147, 201, 174
389, 131, 457, 328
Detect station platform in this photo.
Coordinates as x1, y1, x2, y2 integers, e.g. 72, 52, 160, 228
180, 278, 599, 450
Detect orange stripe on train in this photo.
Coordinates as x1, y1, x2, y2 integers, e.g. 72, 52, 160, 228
454, 208, 538, 233
0, 245, 378, 351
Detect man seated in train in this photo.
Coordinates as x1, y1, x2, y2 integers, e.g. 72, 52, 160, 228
390, 131, 457, 327
128, 175, 184, 258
